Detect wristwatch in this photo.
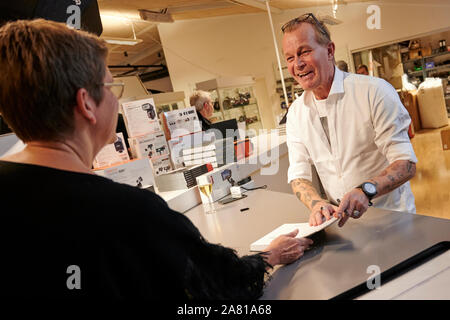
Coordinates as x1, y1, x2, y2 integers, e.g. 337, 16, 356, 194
356, 182, 377, 206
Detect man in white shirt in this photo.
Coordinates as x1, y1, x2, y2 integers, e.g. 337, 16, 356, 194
282, 13, 417, 228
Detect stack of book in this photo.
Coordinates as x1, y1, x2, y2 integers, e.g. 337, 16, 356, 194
168, 131, 216, 169
214, 137, 235, 167
182, 143, 217, 168
154, 164, 210, 192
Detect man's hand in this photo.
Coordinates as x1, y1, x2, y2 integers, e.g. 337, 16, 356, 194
309, 200, 338, 226
264, 229, 313, 266
334, 188, 369, 227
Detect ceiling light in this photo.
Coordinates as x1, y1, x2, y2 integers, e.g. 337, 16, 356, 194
101, 21, 142, 46
102, 37, 143, 46
139, 9, 174, 23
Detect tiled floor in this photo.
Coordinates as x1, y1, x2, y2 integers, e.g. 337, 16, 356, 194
409, 119, 450, 219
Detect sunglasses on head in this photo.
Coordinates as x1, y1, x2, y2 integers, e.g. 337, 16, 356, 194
281, 13, 330, 41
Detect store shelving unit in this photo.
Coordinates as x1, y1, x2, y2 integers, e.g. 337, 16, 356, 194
403, 51, 450, 82
152, 91, 186, 118
195, 76, 263, 131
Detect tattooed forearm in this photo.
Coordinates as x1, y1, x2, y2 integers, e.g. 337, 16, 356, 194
291, 178, 327, 210
369, 160, 416, 197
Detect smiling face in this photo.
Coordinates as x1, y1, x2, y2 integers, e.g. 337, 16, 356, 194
282, 23, 335, 99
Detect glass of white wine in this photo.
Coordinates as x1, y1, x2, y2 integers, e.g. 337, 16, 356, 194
198, 175, 216, 214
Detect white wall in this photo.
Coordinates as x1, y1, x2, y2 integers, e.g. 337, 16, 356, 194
158, 1, 450, 128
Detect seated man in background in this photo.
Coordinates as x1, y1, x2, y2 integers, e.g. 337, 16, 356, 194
0, 19, 312, 298
190, 90, 214, 131
336, 60, 348, 72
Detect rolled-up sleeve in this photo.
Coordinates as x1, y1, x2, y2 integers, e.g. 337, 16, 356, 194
286, 111, 312, 183
371, 80, 418, 164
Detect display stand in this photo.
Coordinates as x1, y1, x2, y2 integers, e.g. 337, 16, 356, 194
195, 77, 263, 131
152, 91, 186, 120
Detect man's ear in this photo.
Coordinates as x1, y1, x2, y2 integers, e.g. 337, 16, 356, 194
327, 41, 336, 60
75, 88, 97, 125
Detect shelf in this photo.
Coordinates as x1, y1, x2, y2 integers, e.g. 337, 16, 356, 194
403, 51, 450, 64
407, 63, 450, 76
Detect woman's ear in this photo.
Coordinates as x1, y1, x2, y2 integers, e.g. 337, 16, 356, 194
75, 88, 97, 125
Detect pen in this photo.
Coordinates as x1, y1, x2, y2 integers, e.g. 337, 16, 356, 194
336, 198, 349, 217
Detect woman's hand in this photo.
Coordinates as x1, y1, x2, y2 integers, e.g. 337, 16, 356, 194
263, 229, 313, 266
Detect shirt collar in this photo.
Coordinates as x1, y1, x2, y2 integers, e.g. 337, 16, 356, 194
302, 65, 345, 106
329, 66, 345, 96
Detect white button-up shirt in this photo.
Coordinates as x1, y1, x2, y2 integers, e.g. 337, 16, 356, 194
286, 67, 418, 213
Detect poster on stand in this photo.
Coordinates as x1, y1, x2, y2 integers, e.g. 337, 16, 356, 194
93, 132, 130, 169
121, 97, 161, 138
94, 158, 154, 188
129, 131, 169, 160
162, 107, 201, 140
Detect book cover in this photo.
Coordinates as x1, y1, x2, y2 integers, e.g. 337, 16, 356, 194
250, 218, 338, 252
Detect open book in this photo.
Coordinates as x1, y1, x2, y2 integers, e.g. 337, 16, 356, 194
250, 217, 338, 251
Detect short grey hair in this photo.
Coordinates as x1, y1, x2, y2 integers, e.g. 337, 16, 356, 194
336, 60, 348, 72
190, 90, 211, 112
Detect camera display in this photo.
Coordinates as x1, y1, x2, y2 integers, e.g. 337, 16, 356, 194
113, 136, 125, 153
141, 103, 156, 120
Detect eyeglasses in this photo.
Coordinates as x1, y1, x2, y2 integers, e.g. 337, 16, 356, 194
103, 80, 125, 99
281, 13, 330, 41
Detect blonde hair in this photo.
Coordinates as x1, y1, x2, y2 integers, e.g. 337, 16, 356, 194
281, 14, 331, 47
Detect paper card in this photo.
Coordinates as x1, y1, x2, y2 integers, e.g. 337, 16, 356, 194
121, 97, 161, 138
151, 154, 172, 176
129, 131, 168, 159
250, 217, 338, 251
94, 158, 154, 188
195, 163, 240, 204
93, 132, 130, 169
163, 107, 201, 139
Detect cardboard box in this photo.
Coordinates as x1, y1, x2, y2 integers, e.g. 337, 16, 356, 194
409, 48, 421, 60
441, 128, 450, 150
399, 90, 421, 131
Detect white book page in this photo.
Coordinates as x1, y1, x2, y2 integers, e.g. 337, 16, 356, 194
250, 217, 337, 251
